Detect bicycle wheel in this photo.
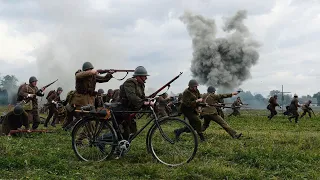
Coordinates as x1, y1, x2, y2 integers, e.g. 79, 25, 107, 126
72, 117, 117, 162
147, 117, 198, 166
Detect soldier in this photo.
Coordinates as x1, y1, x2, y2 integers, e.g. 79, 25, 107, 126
228, 97, 243, 117
104, 89, 114, 103
300, 100, 312, 118
173, 79, 205, 142
17, 76, 45, 130
111, 88, 120, 102
62, 62, 113, 130
1, 105, 30, 136
200, 86, 242, 138
95, 89, 105, 109
267, 95, 280, 120
117, 66, 153, 140
288, 94, 300, 123
157, 93, 172, 118
44, 87, 63, 127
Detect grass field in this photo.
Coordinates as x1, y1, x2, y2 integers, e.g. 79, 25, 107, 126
1, 106, 320, 179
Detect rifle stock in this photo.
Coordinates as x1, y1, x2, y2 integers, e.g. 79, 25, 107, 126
9, 129, 52, 135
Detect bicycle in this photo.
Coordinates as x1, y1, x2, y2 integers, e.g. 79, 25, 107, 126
71, 98, 198, 167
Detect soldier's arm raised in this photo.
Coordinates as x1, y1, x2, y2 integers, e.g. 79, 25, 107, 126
96, 73, 113, 83
124, 81, 144, 109
217, 93, 233, 99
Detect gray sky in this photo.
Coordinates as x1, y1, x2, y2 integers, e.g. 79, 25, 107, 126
1, 0, 320, 98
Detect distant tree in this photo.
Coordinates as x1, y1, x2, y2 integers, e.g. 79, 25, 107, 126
0, 75, 19, 104
269, 90, 281, 97
312, 92, 320, 106
254, 94, 265, 101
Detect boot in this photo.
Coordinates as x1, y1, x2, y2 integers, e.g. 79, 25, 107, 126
174, 128, 183, 140
233, 133, 242, 139
198, 133, 205, 142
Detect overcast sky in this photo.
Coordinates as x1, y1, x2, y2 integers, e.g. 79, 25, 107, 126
1, 0, 320, 98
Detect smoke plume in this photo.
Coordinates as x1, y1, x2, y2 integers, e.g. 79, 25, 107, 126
180, 10, 260, 90
33, 1, 129, 100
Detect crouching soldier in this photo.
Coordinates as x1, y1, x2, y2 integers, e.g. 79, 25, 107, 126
1, 105, 30, 136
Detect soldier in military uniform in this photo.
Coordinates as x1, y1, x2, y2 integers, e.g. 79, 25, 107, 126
17, 76, 45, 130
173, 79, 205, 141
300, 100, 312, 118
228, 97, 243, 117
288, 94, 300, 123
200, 86, 242, 138
267, 95, 280, 120
1, 105, 30, 136
157, 93, 172, 118
117, 66, 153, 140
63, 62, 113, 130
44, 87, 63, 127
216, 97, 225, 119
111, 88, 120, 102
95, 89, 105, 109
101, 89, 113, 103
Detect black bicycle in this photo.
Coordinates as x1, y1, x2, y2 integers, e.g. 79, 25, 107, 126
71, 99, 198, 167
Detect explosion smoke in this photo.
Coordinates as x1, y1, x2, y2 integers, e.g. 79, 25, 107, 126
180, 10, 260, 90
33, 1, 129, 100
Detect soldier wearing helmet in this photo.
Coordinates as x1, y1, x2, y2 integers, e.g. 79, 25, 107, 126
117, 66, 151, 140
267, 94, 280, 120
1, 105, 30, 136
95, 89, 105, 108
300, 99, 313, 118
288, 93, 300, 123
228, 97, 243, 117
156, 92, 173, 118
199, 86, 242, 139
111, 88, 120, 103
63, 62, 113, 129
173, 79, 206, 141
17, 76, 45, 130
103, 89, 114, 103
44, 87, 63, 127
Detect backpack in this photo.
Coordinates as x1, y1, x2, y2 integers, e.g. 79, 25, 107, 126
16, 83, 27, 101
46, 90, 55, 100
65, 90, 76, 104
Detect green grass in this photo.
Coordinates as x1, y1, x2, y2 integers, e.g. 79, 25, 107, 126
1, 106, 320, 179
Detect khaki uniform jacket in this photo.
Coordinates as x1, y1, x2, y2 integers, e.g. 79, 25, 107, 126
71, 71, 112, 107
201, 93, 232, 115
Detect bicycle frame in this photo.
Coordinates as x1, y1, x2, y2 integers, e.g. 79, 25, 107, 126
109, 105, 175, 144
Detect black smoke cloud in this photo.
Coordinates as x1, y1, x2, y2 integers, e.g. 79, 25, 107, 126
180, 10, 260, 90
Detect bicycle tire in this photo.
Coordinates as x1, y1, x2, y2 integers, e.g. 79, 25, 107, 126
71, 117, 117, 162
147, 117, 198, 167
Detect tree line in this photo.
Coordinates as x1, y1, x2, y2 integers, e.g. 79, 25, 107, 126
0, 74, 319, 107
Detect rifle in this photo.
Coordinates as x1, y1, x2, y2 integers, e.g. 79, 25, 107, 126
135, 72, 183, 119
8, 129, 53, 136
97, 69, 135, 80
41, 79, 58, 91
148, 72, 183, 98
